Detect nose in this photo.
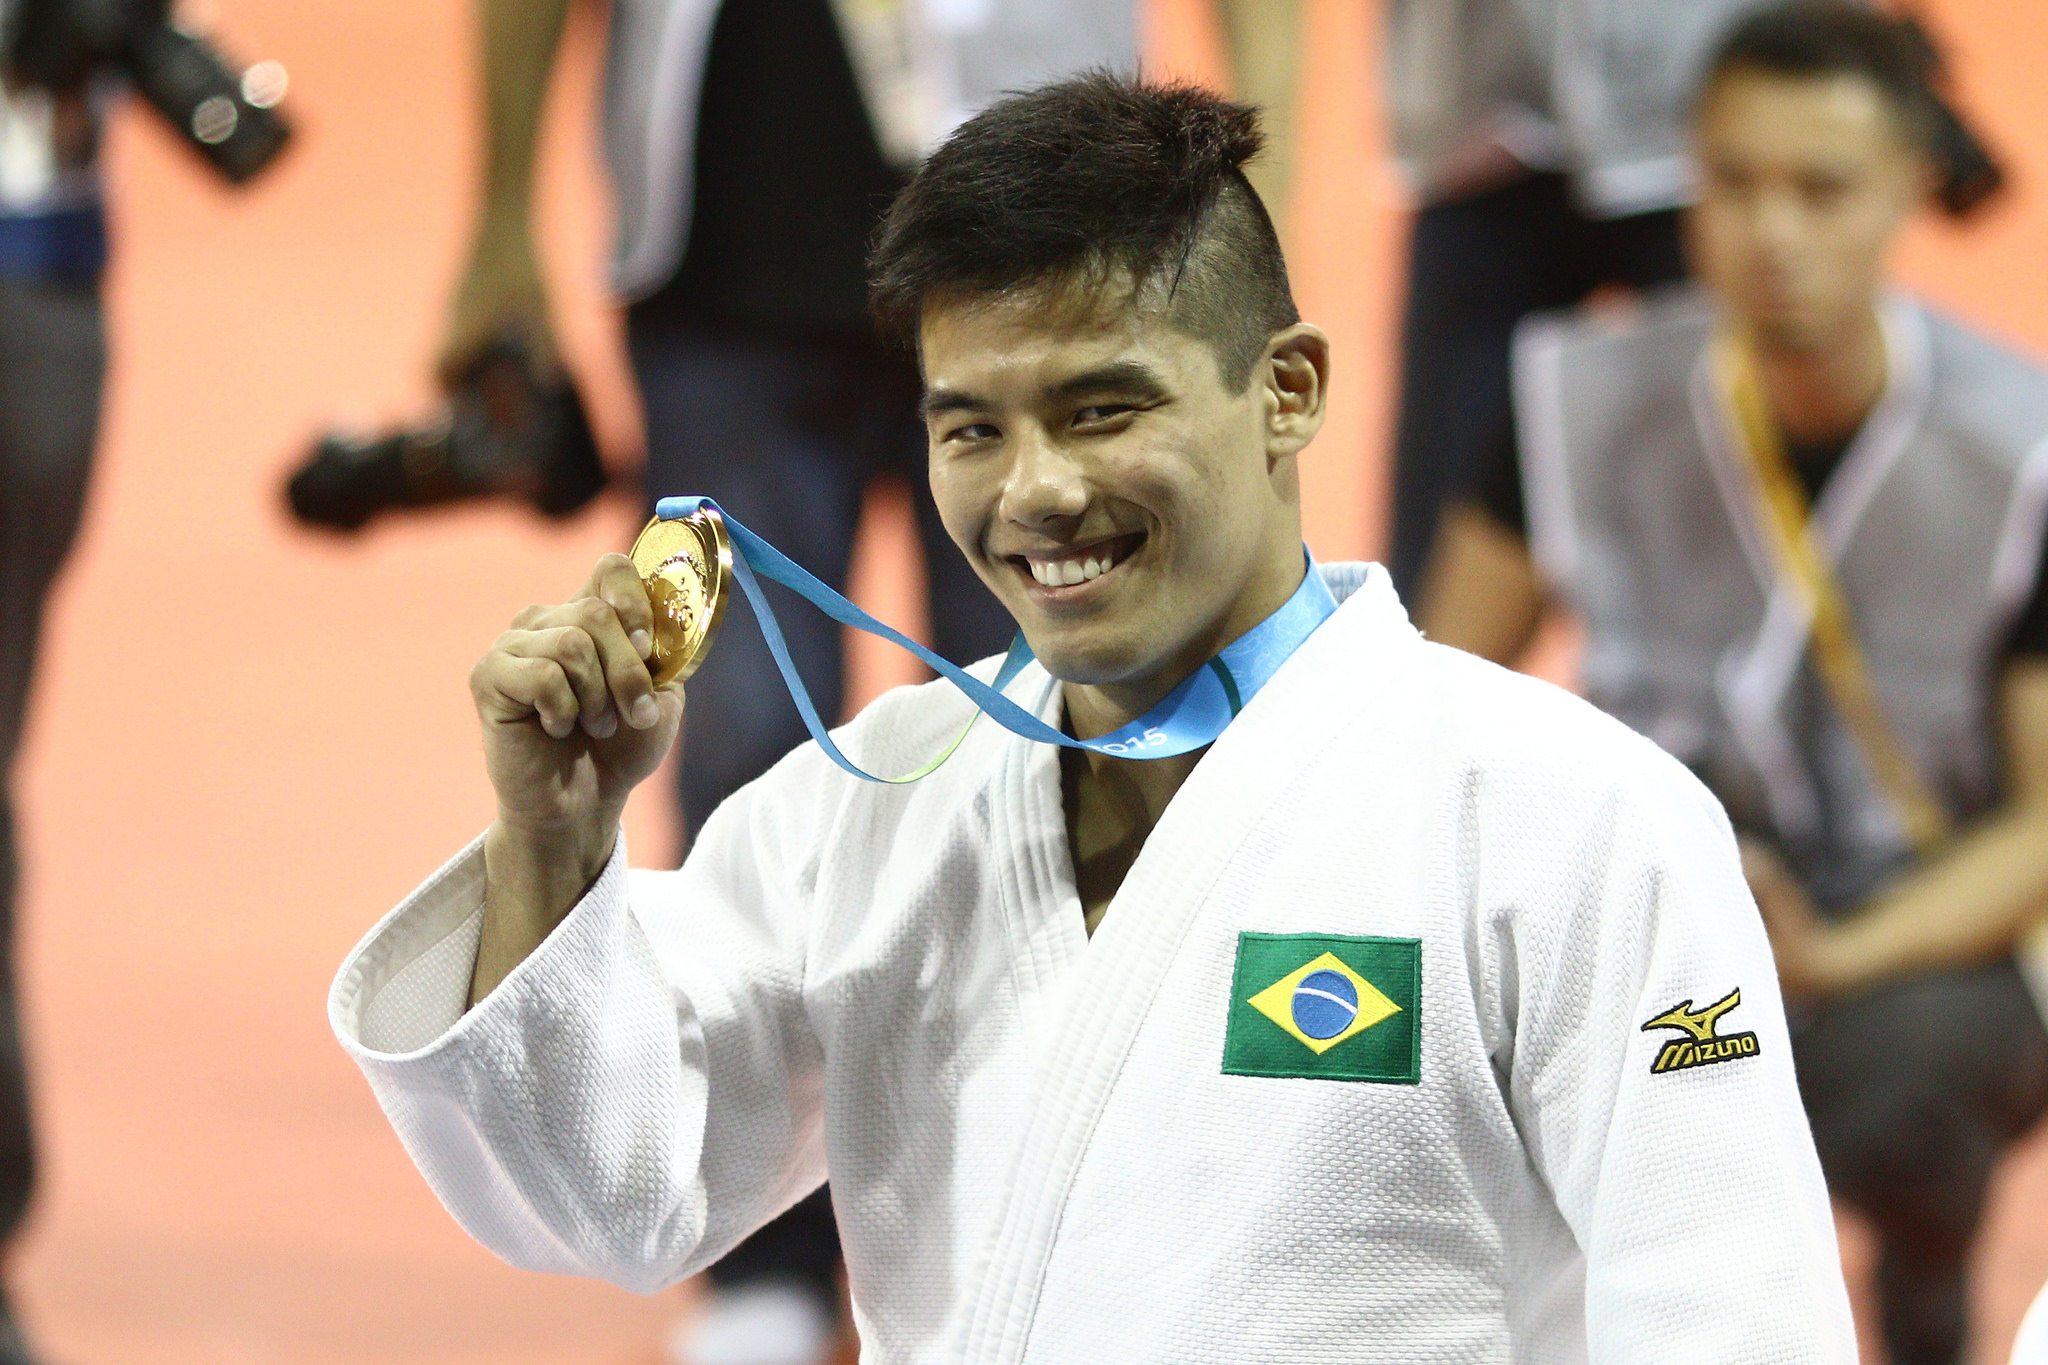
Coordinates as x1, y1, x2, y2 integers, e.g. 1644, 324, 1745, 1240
1751, 186, 1808, 259
997, 425, 1090, 532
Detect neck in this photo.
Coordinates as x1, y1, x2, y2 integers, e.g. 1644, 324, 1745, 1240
1057, 544, 1308, 904
1061, 541, 1308, 743
1751, 303, 1889, 444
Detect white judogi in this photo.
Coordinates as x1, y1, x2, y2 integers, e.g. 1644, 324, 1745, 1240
331, 565, 1854, 1364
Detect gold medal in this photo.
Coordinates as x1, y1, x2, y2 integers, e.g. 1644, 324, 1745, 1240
629, 505, 733, 687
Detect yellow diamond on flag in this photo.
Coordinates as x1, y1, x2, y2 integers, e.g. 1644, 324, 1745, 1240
1246, 951, 1403, 1055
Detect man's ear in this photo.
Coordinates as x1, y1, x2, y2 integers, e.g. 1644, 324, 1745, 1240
1262, 323, 1330, 464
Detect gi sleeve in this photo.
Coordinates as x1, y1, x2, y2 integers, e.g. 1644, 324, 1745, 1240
1495, 740, 1857, 1363
327, 764, 828, 1294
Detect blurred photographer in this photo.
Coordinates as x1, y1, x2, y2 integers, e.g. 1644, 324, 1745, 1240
0, 2, 285, 1357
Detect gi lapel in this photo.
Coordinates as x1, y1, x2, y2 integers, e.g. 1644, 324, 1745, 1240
983, 666, 1090, 1053
953, 572, 1417, 1363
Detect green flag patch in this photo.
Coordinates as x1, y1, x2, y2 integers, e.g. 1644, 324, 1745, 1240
1222, 932, 1421, 1083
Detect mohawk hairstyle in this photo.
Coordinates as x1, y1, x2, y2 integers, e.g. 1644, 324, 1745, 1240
869, 72, 1299, 389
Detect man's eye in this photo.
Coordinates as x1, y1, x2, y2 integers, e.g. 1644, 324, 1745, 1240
945, 422, 1000, 442
1799, 175, 1851, 208
1074, 405, 1134, 426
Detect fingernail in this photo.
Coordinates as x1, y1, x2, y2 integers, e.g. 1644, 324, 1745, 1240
591, 711, 618, 739
631, 695, 658, 727
630, 629, 652, 658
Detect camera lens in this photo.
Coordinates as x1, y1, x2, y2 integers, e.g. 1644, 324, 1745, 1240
241, 60, 288, 109
191, 95, 238, 144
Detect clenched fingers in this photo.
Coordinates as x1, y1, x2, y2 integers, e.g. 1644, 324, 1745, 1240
500, 626, 618, 736
473, 653, 582, 739
480, 592, 660, 738
583, 554, 657, 664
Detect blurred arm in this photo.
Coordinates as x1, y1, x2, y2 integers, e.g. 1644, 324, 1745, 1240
439, 0, 571, 380
1798, 659, 2048, 992
1414, 501, 1548, 665
1215, 0, 1303, 233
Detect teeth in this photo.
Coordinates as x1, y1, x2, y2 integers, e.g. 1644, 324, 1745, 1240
1028, 546, 1121, 587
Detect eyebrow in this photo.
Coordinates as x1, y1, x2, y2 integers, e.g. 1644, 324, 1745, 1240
918, 359, 1170, 422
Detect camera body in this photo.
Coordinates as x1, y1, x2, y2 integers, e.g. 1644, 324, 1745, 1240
2, 0, 290, 184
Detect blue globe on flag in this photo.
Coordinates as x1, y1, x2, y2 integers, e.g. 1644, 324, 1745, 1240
1291, 969, 1360, 1041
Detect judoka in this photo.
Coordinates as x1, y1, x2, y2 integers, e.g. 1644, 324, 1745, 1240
331, 75, 1856, 1363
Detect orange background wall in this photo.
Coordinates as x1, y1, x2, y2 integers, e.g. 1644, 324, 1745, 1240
9, 2, 2048, 1361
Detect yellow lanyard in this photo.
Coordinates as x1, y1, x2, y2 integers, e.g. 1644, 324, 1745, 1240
1714, 333, 1951, 857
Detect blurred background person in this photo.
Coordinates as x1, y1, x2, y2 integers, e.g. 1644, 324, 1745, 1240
1212, 0, 1300, 233
426, 3, 1135, 1363
1382, 0, 1784, 598
1, 4, 288, 1359
1419, 6, 2047, 1362
0, 64, 100, 1365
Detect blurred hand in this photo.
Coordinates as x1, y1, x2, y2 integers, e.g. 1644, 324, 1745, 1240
472, 553, 681, 852
440, 216, 556, 387
1739, 835, 1843, 999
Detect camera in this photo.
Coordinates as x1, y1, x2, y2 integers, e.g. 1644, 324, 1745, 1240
285, 338, 610, 532
3, 0, 291, 184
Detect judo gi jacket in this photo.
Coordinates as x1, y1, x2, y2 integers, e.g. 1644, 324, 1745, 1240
331, 565, 1855, 1363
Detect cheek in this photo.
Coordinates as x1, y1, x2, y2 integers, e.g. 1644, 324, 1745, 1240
1683, 201, 1733, 271
926, 457, 992, 553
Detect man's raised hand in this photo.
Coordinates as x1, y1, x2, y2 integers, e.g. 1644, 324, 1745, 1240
472, 552, 682, 837
469, 554, 682, 1003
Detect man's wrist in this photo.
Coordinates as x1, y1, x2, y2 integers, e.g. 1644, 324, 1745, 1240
484, 816, 617, 925
472, 816, 618, 1008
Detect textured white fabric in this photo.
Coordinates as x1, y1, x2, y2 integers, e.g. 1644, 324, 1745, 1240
331, 564, 1855, 1363
2015, 1280, 2048, 1365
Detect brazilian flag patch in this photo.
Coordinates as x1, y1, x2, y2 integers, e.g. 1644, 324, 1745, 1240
1222, 932, 1421, 1083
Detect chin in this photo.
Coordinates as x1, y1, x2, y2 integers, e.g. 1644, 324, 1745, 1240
1022, 626, 1161, 688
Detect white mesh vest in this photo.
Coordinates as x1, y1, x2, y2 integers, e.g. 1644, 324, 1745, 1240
1518, 289, 2048, 910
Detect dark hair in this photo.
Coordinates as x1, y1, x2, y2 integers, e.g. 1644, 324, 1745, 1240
1703, 1, 2004, 217
869, 72, 1299, 388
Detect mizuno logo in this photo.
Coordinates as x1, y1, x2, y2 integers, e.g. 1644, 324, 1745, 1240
1639, 987, 1760, 1075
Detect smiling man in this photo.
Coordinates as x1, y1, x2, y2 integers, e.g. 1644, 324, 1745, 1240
330, 77, 1852, 1362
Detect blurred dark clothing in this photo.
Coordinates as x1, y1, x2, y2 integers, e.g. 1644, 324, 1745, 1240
1794, 961, 2048, 1365
0, 275, 106, 1253
627, 0, 901, 339
1387, 171, 1686, 597
628, 321, 1012, 836
1462, 389, 2048, 660
0, 85, 107, 285
707, 1188, 840, 1299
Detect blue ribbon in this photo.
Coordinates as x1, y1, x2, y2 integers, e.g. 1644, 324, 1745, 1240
655, 495, 1337, 783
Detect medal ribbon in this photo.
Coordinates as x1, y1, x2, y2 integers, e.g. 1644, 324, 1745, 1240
655, 496, 1339, 784
1714, 334, 1952, 855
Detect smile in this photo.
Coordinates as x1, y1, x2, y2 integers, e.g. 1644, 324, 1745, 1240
1012, 533, 1145, 591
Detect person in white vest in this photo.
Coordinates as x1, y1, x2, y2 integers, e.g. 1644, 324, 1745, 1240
1418, 7, 2048, 1363
331, 75, 1855, 1363
439, 4, 1135, 1360
1381, 0, 1785, 598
